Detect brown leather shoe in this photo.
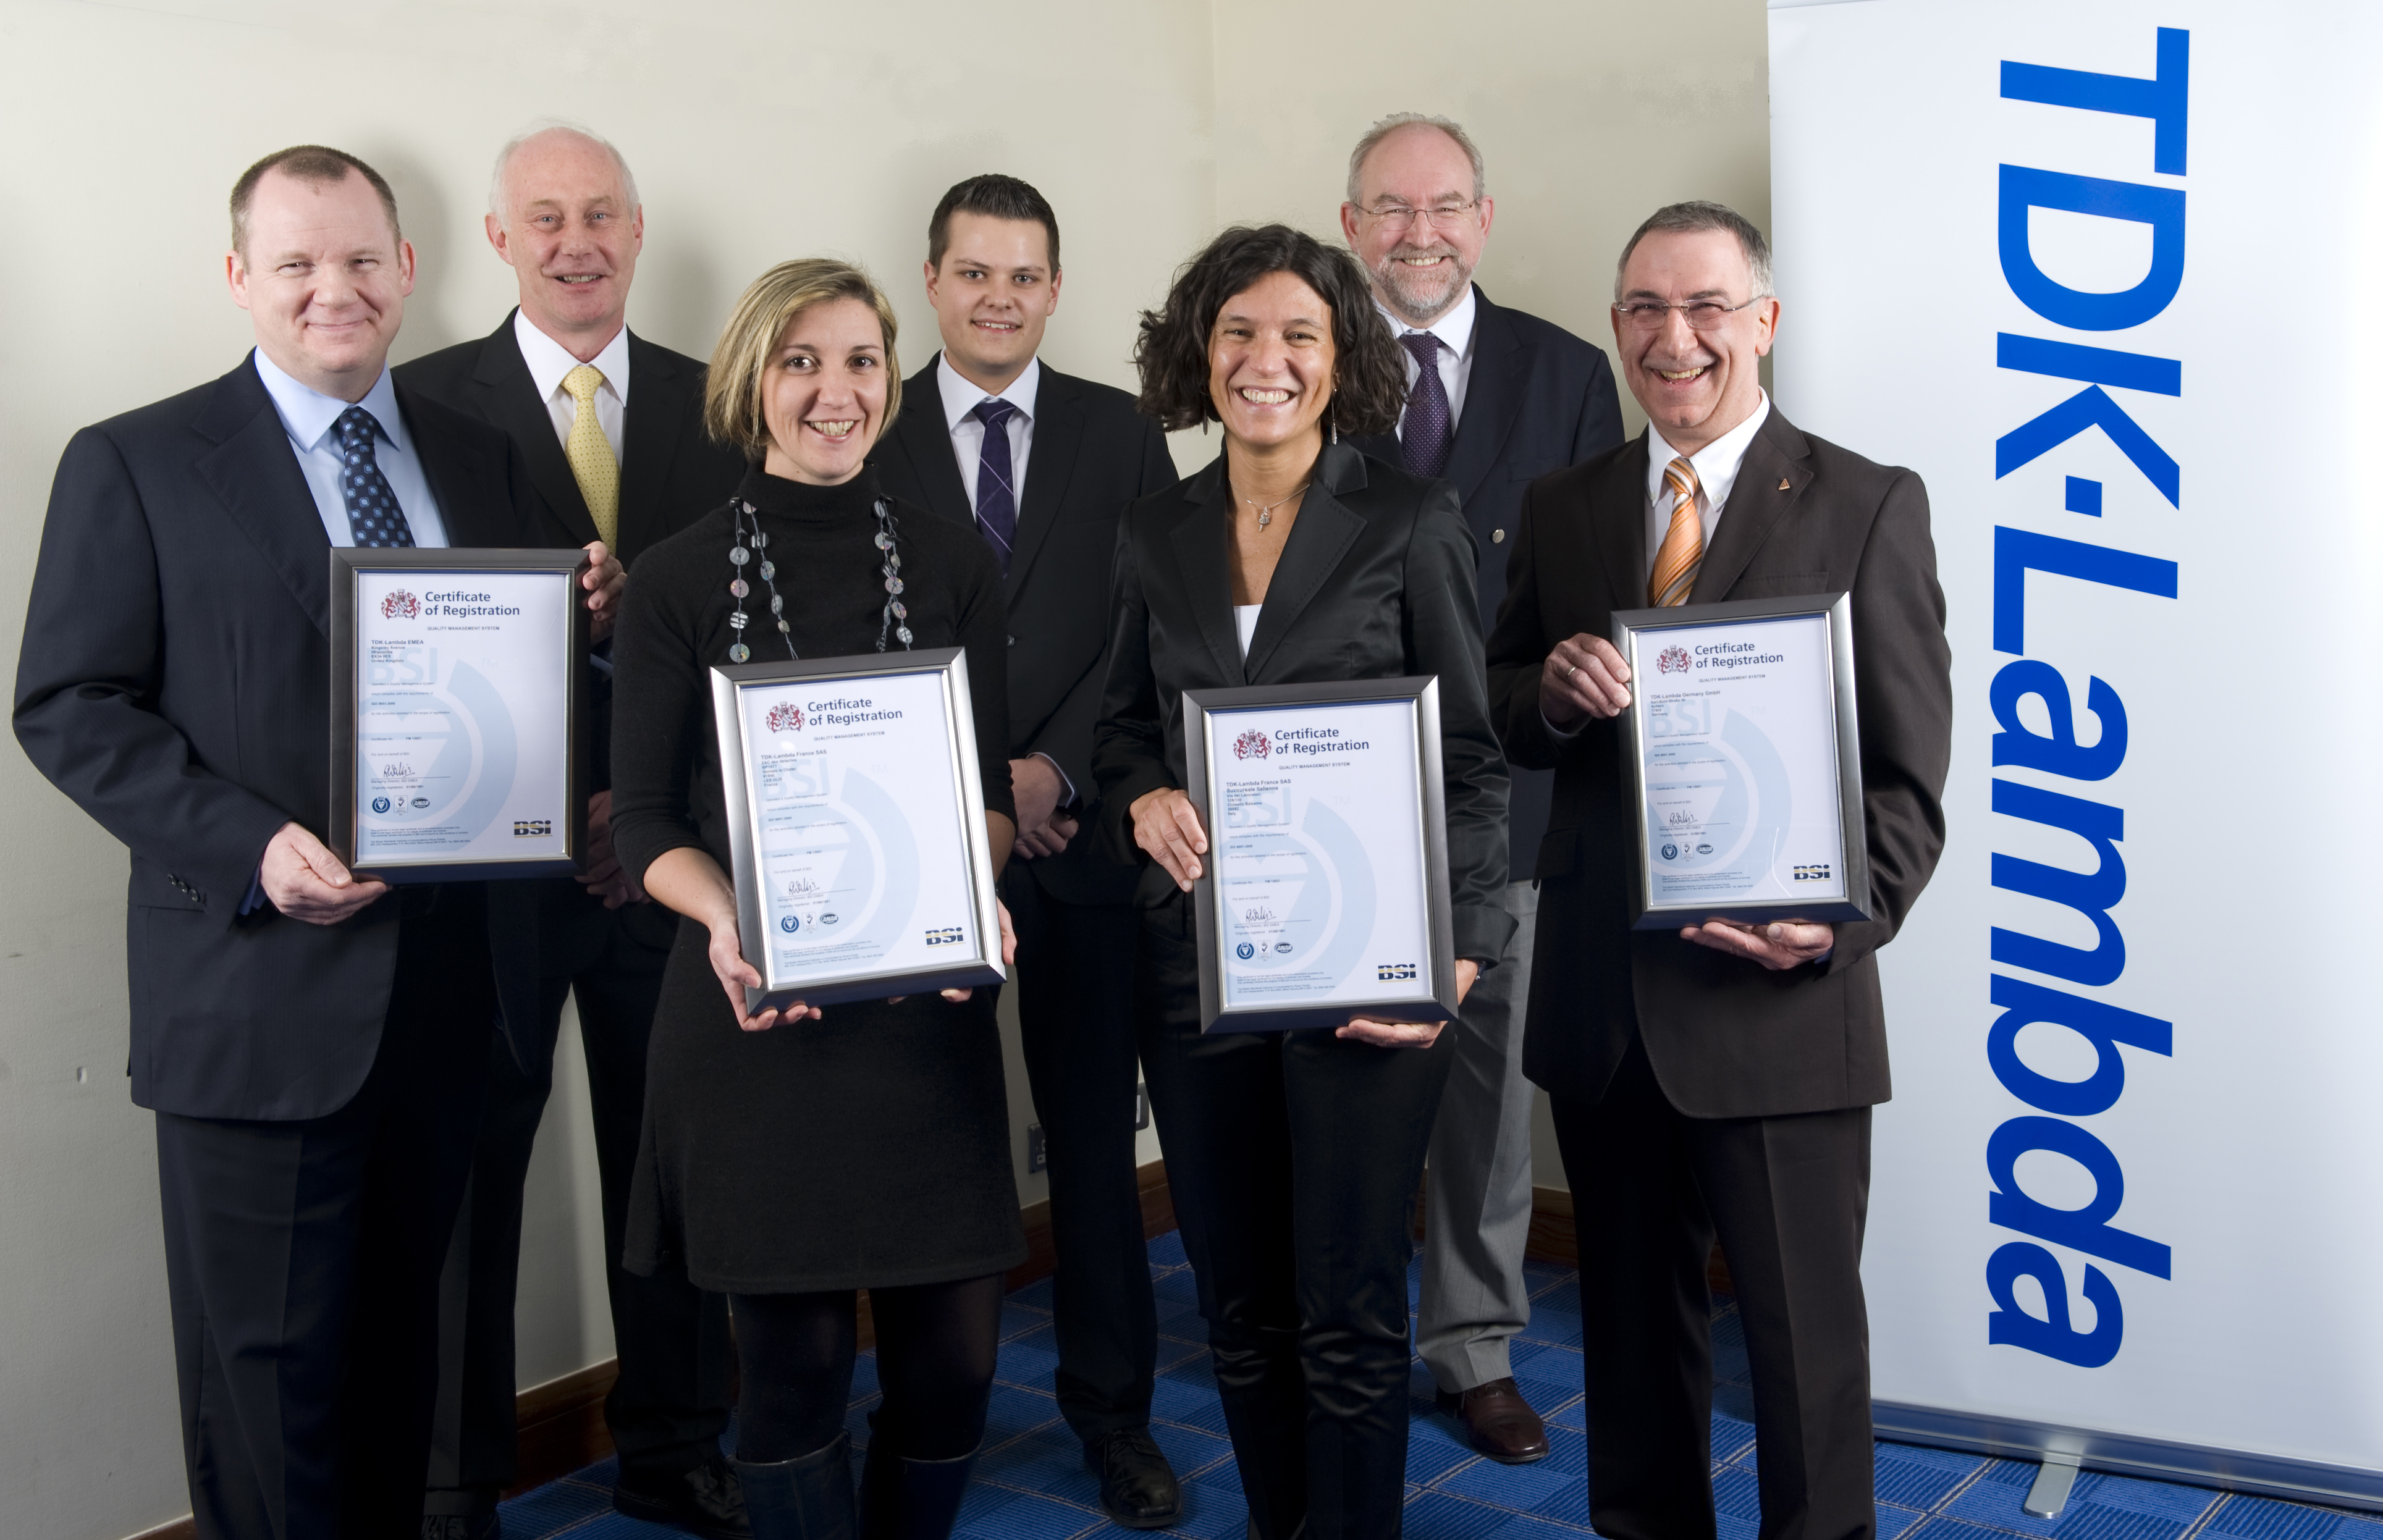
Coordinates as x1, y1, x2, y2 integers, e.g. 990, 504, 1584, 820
1436, 1377, 1552, 1464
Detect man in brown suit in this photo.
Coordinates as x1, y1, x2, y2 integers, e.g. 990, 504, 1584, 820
1484, 201, 1952, 1540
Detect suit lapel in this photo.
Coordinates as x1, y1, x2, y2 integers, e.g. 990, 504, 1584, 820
1167, 457, 1245, 686
1244, 444, 1365, 680
1006, 368, 1081, 597
618, 331, 683, 553
473, 313, 597, 546
195, 358, 333, 634
896, 360, 975, 529
1440, 287, 1522, 505
1691, 408, 1810, 602
1594, 434, 1652, 611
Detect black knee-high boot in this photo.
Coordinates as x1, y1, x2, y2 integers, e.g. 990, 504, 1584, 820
856, 1434, 979, 1539
734, 1433, 856, 1539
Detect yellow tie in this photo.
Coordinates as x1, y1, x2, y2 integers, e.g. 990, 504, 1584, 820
563, 364, 619, 549
1648, 456, 1703, 607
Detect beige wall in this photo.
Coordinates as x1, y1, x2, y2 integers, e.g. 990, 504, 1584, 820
0, 3, 1766, 1536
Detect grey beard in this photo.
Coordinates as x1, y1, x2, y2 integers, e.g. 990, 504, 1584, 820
1375, 248, 1473, 324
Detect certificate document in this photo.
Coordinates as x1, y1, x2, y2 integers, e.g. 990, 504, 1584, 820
332, 552, 588, 883
1616, 593, 1871, 928
1184, 678, 1460, 1033
714, 649, 1005, 1011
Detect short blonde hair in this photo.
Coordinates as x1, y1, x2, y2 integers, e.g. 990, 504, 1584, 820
704, 259, 903, 458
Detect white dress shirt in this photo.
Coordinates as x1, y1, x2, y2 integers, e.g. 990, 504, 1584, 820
514, 309, 630, 461
1234, 603, 1262, 660
1642, 391, 1772, 586
937, 353, 1040, 511
1379, 283, 1479, 437
252, 349, 448, 547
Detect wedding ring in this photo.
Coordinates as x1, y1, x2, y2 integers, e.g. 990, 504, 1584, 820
1564, 662, 1580, 682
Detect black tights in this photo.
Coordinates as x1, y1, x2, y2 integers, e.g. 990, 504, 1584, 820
730, 1273, 1005, 1464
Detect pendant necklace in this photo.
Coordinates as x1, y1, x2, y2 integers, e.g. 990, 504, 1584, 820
723, 495, 913, 664
1244, 482, 1309, 531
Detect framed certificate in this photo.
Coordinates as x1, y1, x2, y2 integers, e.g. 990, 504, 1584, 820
1612, 592, 1871, 930
712, 647, 1005, 1013
1181, 677, 1459, 1033
329, 549, 589, 883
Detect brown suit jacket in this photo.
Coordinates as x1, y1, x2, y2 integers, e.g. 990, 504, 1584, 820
1485, 406, 1951, 1118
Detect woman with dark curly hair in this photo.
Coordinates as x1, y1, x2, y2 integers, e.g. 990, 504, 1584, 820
1090, 224, 1512, 1538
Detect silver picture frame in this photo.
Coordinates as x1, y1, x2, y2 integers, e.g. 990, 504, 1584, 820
1181, 676, 1459, 1033
1611, 590, 1872, 931
711, 647, 1005, 1014
328, 547, 589, 883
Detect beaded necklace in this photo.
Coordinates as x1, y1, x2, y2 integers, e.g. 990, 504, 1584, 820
724, 495, 913, 663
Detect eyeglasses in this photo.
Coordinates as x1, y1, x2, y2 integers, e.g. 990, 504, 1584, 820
1355, 200, 1481, 235
1611, 297, 1769, 331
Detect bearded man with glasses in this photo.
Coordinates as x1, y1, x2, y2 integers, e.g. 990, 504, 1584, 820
1337, 111, 1623, 1465
1483, 201, 1951, 1540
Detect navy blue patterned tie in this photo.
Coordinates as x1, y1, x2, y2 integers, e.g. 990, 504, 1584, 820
1398, 331, 1454, 481
335, 406, 416, 548
970, 398, 1018, 576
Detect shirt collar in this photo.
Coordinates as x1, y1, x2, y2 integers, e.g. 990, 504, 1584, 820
512, 308, 631, 405
937, 352, 1040, 433
252, 348, 409, 455
1377, 282, 1478, 363
1646, 390, 1772, 507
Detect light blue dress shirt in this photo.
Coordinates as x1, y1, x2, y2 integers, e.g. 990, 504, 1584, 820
251, 349, 449, 548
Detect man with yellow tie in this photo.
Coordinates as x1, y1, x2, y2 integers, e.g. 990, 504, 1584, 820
1483, 201, 1952, 1540
397, 122, 746, 1540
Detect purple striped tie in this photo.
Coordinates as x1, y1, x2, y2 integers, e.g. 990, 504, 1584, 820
970, 398, 1018, 576
1398, 331, 1453, 480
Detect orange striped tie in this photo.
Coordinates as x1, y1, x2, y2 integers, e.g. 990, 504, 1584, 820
1648, 457, 1703, 607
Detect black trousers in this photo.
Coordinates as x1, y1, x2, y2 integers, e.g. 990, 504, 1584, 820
1551, 1036, 1875, 1540
1135, 893, 1450, 1540
424, 891, 730, 1515
1002, 867, 1154, 1444
156, 889, 493, 1540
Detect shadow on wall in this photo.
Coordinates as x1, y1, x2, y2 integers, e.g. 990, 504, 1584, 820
371, 141, 466, 362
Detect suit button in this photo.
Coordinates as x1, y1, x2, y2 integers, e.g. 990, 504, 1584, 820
1492, 529, 1506, 543
1007, 635, 1016, 647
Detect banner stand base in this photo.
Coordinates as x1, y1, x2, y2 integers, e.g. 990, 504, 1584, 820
2022, 1452, 2081, 1518
1876, 1402, 2383, 1514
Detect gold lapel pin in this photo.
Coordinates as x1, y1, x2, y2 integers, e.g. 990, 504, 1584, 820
1778, 478, 1791, 491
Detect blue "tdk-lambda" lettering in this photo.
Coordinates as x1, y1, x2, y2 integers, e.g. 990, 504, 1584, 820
1983, 27, 2185, 1370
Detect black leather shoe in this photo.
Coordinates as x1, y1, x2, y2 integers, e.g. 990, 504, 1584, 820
1084, 1428, 1182, 1530
421, 1517, 499, 1540
615, 1453, 755, 1539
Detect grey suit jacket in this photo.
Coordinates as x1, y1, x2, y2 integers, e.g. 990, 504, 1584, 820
1485, 408, 1951, 1117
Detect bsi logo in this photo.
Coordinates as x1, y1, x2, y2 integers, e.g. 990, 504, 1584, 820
1792, 863, 1831, 882
513, 820, 551, 838
924, 926, 964, 946
1377, 962, 1418, 981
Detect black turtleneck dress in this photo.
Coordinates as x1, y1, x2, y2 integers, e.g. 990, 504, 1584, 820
610, 467, 1026, 1294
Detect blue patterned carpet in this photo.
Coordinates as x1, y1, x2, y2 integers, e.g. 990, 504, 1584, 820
502, 1232, 2383, 1540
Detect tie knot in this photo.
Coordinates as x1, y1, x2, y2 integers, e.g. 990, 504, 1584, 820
1399, 331, 1441, 367
564, 364, 605, 404
335, 406, 382, 450
1663, 455, 1701, 507
972, 397, 1017, 429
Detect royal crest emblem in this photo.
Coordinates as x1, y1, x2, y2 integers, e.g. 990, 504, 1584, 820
1233, 729, 1270, 760
767, 702, 805, 733
381, 590, 419, 620
1657, 644, 1692, 675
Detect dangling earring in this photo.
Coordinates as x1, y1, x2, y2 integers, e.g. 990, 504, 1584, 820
1329, 405, 1339, 447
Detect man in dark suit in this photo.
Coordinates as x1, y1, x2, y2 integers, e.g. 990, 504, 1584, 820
395, 123, 746, 1540
13, 146, 619, 1540
1339, 112, 1624, 1461
867, 174, 1183, 1531
1485, 202, 1951, 1540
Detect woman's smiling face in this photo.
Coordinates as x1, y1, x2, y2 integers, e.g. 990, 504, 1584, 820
761, 297, 890, 485
1207, 269, 1336, 452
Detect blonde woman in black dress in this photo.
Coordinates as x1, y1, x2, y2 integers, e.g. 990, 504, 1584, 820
610, 260, 1021, 1540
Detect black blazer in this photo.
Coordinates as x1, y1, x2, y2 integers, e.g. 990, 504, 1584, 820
1483, 408, 1952, 1118
395, 311, 745, 566
870, 357, 1178, 906
1090, 442, 1514, 965
12, 356, 546, 1121
1351, 286, 1626, 884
